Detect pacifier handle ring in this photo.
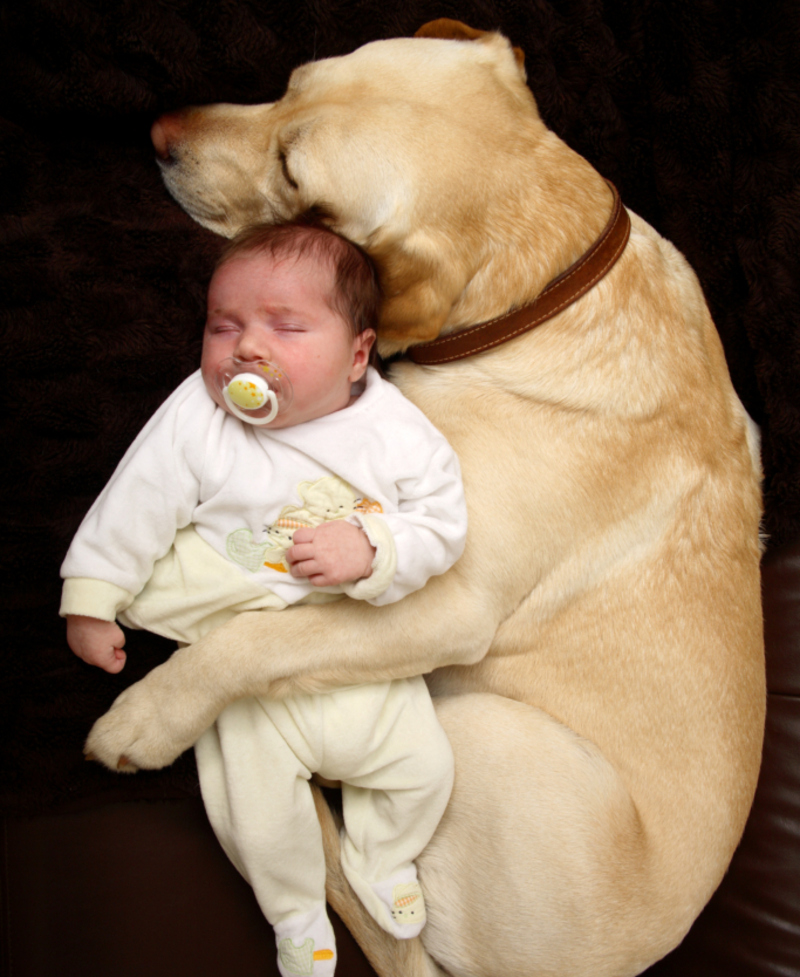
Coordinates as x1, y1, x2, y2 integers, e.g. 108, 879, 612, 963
223, 387, 279, 425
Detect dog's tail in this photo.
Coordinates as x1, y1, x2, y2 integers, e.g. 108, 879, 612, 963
312, 784, 449, 977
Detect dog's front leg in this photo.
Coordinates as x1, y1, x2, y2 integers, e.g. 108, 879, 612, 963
85, 572, 498, 772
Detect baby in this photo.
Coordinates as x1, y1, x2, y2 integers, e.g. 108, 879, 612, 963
61, 221, 467, 977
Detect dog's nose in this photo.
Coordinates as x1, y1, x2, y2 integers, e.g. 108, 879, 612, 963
151, 111, 187, 162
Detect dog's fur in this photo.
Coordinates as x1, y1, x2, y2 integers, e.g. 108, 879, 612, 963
87, 21, 765, 977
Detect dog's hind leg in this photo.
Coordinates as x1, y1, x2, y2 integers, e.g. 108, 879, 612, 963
417, 693, 662, 977
312, 784, 449, 977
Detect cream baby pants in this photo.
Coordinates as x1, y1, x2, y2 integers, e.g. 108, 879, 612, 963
194, 677, 454, 934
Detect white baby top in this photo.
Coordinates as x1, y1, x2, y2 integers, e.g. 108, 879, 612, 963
60, 367, 467, 642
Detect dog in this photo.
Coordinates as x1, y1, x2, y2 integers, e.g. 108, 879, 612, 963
86, 20, 765, 977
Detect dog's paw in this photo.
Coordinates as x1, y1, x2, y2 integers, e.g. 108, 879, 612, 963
84, 678, 196, 773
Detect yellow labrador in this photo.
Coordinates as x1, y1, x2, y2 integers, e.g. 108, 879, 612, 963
87, 20, 764, 977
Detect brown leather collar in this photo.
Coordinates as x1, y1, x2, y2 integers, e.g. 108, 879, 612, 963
408, 182, 630, 365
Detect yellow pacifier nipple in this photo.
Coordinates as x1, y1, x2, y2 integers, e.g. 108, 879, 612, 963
226, 375, 269, 410
216, 359, 291, 426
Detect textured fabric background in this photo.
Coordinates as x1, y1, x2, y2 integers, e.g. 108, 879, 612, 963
1, 0, 799, 815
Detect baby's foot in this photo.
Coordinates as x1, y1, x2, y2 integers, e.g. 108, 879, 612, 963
370, 869, 427, 939
274, 904, 337, 977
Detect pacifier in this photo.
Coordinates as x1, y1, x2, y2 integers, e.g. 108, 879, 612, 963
215, 358, 293, 425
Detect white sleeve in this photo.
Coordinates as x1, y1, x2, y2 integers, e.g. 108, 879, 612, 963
59, 375, 208, 619
346, 432, 467, 606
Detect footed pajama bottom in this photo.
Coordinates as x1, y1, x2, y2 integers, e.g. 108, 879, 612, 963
195, 677, 454, 975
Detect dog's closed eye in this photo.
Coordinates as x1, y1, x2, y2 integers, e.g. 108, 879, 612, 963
278, 148, 298, 189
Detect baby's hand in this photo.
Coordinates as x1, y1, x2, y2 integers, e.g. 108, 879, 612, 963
287, 521, 376, 587
67, 615, 127, 674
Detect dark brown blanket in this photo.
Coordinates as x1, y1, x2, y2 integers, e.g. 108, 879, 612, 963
2, 0, 799, 816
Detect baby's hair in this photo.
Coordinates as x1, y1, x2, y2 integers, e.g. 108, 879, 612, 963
215, 218, 382, 340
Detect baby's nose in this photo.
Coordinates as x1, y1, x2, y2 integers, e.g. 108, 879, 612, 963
235, 331, 270, 361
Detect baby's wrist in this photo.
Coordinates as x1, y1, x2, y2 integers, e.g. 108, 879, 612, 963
359, 529, 376, 579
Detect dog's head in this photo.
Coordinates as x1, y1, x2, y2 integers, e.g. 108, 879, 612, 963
152, 21, 540, 353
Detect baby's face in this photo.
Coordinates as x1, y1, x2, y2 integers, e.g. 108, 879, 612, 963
202, 250, 374, 429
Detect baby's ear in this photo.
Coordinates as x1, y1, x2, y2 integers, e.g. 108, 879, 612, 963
350, 328, 376, 380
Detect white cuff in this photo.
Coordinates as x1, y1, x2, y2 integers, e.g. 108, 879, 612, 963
341, 513, 397, 602
60, 577, 134, 621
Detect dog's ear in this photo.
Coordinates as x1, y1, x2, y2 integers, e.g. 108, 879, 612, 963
414, 18, 526, 74
414, 19, 487, 42
369, 238, 466, 354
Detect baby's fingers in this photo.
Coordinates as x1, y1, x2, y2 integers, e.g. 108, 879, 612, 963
285, 541, 313, 567
104, 648, 127, 674
288, 556, 318, 579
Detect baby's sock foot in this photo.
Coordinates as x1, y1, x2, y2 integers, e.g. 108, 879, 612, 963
274, 903, 337, 977
370, 868, 427, 939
